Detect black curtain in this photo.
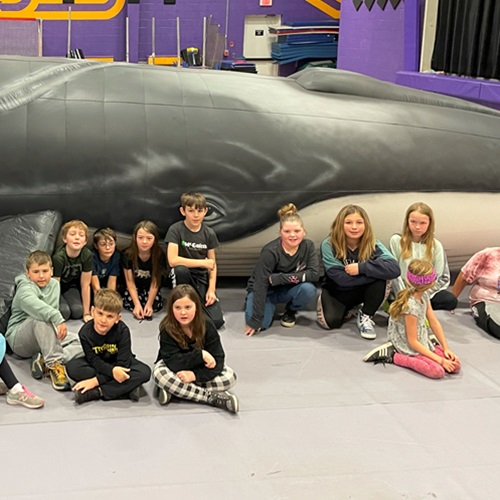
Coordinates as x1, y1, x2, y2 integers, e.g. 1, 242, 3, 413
431, 0, 500, 79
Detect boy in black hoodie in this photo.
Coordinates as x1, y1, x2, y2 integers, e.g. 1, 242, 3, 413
66, 289, 151, 404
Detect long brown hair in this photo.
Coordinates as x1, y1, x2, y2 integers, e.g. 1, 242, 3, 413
400, 202, 435, 261
124, 220, 163, 287
159, 284, 206, 349
389, 259, 435, 320
329, 205, 375, 261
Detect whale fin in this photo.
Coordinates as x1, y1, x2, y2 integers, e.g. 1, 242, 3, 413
0, 59, 99, 112
291, 68, 500, 117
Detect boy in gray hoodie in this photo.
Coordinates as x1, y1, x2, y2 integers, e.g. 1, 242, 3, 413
6, 251, 83, 391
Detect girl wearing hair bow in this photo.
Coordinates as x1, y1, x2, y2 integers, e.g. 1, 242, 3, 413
364, 259, 460, 379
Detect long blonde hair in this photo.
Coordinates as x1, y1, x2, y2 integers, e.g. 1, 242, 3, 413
329, 205, 375, 262
400, 202, 435, 261
389, 259, 436, 320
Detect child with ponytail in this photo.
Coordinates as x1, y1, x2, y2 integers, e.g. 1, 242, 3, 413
364, 259, 461, 379
245, 203, 319, 336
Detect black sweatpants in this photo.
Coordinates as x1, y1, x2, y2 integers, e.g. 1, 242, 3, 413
66, 357, 151, 400
169, 265, 225, 329
472, 301, 500, 340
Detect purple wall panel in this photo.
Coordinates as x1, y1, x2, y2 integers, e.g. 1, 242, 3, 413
337, 0, 405, 83
37, 0, 331, 62
43, 12, 126, 59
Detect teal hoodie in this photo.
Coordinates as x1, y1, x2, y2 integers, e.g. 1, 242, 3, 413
5, 274, 64, 342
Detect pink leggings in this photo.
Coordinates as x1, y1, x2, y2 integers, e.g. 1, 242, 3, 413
394, 346, 461, 379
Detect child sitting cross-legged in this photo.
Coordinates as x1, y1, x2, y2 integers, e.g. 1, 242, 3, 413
66, 289, 151, 404
153, 284, 238, 414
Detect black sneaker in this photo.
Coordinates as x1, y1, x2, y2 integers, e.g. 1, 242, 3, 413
429, 334, 440, 346
129, 385, 144, 402
280, 309, 296, 328
363, 341, 395, 364
74, 388, 101, 405
30, 353, 46, 380
207, 391, 239, 414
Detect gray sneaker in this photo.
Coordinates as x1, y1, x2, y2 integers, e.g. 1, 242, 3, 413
31, 353, 46, 380
6, 385, 45, 409
158, 388, 172, 406
208, 391, 239, 414
0, 380, 8, 395
357, 311, 376, 340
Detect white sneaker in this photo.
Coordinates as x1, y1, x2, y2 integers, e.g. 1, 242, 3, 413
357, 311, 376, 340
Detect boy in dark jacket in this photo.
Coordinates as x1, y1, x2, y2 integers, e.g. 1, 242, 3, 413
66, 289, 151, 404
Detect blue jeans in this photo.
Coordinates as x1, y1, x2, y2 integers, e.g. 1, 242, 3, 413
245, 282, 317, 330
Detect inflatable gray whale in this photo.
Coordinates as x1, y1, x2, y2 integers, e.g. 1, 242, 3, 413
1, 55, 500, 248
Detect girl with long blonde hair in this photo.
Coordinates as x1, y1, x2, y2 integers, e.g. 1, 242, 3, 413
318, 204, 400, 339
389, 202, 457, 311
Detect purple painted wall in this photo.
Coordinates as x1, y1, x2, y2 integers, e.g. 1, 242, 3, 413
337, 0, 405, 83
36, 0, 330, 62
42, 7, 127, 59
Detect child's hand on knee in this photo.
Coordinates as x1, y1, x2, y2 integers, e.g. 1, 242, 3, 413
133, 304, 144, 320
113, 366, 131, 383
176, 370, 196, 383
73, 378, 98, 393
56, 323, 67, 341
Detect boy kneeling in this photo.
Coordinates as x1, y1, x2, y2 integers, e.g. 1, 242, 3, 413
66, 289, 151, 404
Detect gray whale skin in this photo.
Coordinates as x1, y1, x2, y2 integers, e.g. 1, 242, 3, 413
1, 55, 500, 244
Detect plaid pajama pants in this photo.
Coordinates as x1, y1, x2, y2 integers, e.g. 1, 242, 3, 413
153, 360, 237, 403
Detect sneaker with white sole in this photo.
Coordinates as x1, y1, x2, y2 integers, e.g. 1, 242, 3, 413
280, 309, 296, 328
31, 353, 46, 380
158, 388, 172, 406
0, 380, 8, 396
363, 341, 395, 363
6, 385, 45, 409
357, 311, 376, 340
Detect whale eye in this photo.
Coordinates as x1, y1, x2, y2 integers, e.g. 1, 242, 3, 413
204, 200, 225, 223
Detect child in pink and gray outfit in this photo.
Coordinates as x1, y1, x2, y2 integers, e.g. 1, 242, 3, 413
452, 247, 500, 339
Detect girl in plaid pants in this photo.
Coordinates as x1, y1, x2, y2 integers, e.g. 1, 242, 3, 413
153, 284, 238, 414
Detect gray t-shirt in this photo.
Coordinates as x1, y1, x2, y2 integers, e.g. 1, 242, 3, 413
165, 221, 219, 282
387, 293, 435, 356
